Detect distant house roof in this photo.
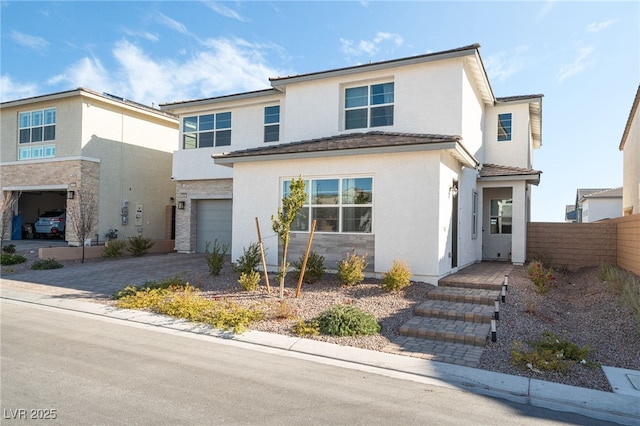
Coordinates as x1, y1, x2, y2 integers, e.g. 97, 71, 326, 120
620, 84, 640, 151
576, 187, 623, 204
213, 131, 478, 169
478, 163, 542, 185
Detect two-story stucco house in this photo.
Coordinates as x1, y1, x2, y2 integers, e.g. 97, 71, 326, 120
620, 84, 640, 216
162, 44, 543, 284
1, 88, 179, 244
574, 188, 623, 223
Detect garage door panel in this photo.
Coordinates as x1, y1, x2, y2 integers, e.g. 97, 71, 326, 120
196, 200, 232, 253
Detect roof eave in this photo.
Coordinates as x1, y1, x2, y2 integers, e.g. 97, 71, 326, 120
478, 173, 541, 186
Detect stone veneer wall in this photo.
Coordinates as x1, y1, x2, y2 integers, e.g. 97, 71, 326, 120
174, 179, 232, 252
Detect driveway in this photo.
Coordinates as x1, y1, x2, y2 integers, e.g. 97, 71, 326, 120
0, 251, 210, 300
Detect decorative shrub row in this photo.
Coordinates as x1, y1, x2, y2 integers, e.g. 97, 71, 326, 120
102, 235, 155, 259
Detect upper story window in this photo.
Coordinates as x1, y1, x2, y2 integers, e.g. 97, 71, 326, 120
345, 82, 394, 130
264, 105, 280, 143
283, 177, 373, 233
497, 113, 512, 141
19, 108, 56, 143
183, 112, 231, 149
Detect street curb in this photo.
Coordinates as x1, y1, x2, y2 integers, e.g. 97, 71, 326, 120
1, 287, 639, 425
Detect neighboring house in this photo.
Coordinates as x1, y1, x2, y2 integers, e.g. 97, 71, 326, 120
162, 44, 543, 284
1, 88, 179, 244
619, 84, 640, 216
574, 188, 623, 223
565, 204, 577, 222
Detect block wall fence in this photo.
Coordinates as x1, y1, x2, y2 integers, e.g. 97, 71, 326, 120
527, 215, 640, 276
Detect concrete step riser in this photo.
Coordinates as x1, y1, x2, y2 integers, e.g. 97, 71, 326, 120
414, 306, 495, 324
438, 280, 503, 291
427, 292, 499, 306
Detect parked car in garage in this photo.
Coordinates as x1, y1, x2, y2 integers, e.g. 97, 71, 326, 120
34, 209, 66, 239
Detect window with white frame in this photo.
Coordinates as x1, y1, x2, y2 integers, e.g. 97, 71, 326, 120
283, 177, 373, 233
19, 108, 56, 144
18, 145, 56, 160
490, 199, 512, 234
183, 112, 231, 149
264, 105, 280, 143
497, 113, 512, 141
345, 82, 394, 130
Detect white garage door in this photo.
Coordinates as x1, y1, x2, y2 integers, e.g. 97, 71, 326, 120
196, 199, 232, 253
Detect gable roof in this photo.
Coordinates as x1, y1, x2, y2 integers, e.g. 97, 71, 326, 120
619, 84, 640, 151
213, 131, 478, 168
580, 187, 623, 200
478, 163, 542, 185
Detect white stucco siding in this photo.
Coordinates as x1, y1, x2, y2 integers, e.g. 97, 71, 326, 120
230, 150, 445, 283
461, 66, 485, 161
484, 103, 531, 168
582, 198, 623, 222
622, 102, 639, 214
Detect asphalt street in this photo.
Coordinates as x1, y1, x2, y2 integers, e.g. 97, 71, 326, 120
1, 298, 610, 426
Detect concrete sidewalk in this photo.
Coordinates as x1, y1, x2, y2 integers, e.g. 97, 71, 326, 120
1, 251, 639, 425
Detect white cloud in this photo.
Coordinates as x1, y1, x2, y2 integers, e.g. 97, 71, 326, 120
0, 75, 39, 102
154, 11, 190, 35
536, 0, 556, 22
42, 38, 286, 106
557, 45, 595, 83
10, 30, 49, 51
203, 1, 248, 22
340, 32, 404, 59
586, 20, 614, 33
484, 46, 532, 82
122, 29, 159, 42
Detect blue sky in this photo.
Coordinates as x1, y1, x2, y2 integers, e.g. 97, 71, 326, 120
2, 1, 638, 222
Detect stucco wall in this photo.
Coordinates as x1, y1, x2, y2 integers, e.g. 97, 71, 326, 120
622, 101, 639, 215
582, 198, 623, 222
484, 103, 532, 169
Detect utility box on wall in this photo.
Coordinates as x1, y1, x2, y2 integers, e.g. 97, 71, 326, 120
135, 202, 143, 226
121, 200, 129, 225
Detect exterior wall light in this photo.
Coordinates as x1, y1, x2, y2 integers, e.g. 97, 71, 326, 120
177, 201, 185, 210
67, 191, 75, 200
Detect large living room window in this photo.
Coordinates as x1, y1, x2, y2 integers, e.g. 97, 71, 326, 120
283, 177, 373, 233
345, 82, 394, 130
19, 108, 56, 143
183, 112, 232, 149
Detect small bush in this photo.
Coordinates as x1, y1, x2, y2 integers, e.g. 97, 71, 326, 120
115, 284, 263, 333
31, 258, 63, 270
102, 239, 127, 259
316, 304, 380, 336
511, 331, 597, 372
292, 319, 320, 337
380, 259, 412, 292
337, 251, 368, 286
233, 242, 262, 275
1, 252, 26, 266
600, 263, 640, 327
527, 260, 555, 294
127, 234, 155, 257
271, 300, 298, 320
205, 239, 228, 276
238, 270, 261, 291
2, 244, 16, 253
112, 274, 189, 300
292, 251, 326, 284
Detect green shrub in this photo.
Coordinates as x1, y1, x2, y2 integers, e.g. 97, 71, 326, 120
337, 251, 368, 286
2, 244, 16, 253
31, 258, 63, 270
511, 331, 597, 372
112, 274, 189, 300
205, 239, 229, 276
292, 319, 320, 337
1, 252, 26, 266
292, 251, 326, 284
380, 259, 412, 292
127, 234, 155, 257
527, 260, 555, 294
238, 270, 261, 291
232, 242, 262, 275
102, 239, 127, 259
316, 304, 380, 336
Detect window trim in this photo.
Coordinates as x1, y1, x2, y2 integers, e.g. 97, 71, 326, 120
19, 107, 56, 144
497, 113, 512, 142
264, 105, 280, 143
283, 176, 374, 234
344, 81, 394, 130
18, 145, 56, 161
182, 112, 232, 149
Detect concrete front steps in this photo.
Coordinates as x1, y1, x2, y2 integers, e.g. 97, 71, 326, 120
383, 263, 511, 367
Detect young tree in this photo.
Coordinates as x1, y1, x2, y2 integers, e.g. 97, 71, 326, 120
66, 189, 98, 263
271, 176, 306, 299
0, 191, 20, 248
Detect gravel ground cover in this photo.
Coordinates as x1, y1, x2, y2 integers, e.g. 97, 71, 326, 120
3, 247, 639, 392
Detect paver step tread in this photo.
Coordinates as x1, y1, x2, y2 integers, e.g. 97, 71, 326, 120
438, 279, 504, 291
383, 337, 485, 368
428, 286, 501, 306
399, 317, 491, 346
415, 299, 497, 324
